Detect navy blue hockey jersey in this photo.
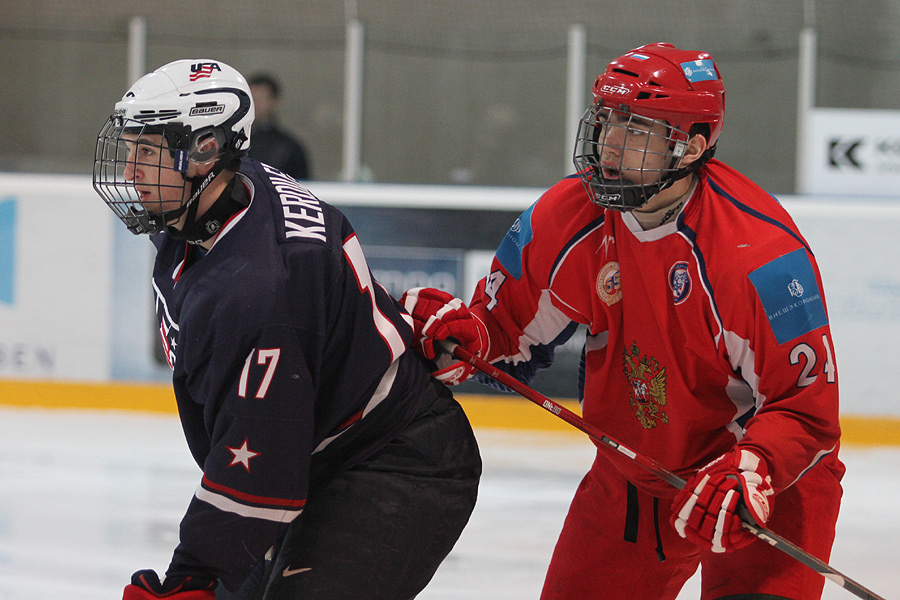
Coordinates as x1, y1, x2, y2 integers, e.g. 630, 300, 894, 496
150, 158, 428, 589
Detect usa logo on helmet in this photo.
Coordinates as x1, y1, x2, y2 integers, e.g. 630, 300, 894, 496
190, 62, 222, 81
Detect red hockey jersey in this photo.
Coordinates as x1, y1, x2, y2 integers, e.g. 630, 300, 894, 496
469, 160, 843, 497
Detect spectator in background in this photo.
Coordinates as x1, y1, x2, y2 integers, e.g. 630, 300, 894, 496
248, 72, 312, 180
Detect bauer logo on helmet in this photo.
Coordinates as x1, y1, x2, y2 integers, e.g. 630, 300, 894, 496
190, 104, 226, 117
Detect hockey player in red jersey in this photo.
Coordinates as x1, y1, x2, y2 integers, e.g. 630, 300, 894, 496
92, 59, 480, 600
403, 42, 844, 599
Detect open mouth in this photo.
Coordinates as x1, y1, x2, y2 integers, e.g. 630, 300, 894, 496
600, 163, 623, 180
132, 187, 153, 203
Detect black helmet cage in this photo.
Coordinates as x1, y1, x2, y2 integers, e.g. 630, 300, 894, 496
93, 116, 186, 235
92, 87, 251, 236
573, 102, 699, 211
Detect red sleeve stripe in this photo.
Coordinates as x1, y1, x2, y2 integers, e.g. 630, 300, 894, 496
195, 484, 303, 524
336, 409, 364, 431
201, 476, 307, 508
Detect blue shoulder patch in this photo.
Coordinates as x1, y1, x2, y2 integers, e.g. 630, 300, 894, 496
748, 248, 828, 345
495, 203, 535, 280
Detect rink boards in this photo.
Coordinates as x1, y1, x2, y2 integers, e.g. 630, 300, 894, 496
3, 174, 900, 438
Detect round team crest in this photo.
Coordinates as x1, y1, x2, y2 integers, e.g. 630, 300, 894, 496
597, 261, 622, 306
668, 261, 691, 304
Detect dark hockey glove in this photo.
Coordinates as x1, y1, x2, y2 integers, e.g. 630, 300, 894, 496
670, 448, 774, 553
400, 287, 488, 385
123, 570, 216, 600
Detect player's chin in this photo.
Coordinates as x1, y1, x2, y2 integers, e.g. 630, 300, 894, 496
137, 203, 167, 218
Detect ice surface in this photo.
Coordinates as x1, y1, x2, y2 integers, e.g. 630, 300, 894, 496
0, 408, 896, 599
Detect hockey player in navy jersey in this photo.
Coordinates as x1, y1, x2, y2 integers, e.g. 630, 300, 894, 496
402, 43, 844, 599
93, 59, 481, 600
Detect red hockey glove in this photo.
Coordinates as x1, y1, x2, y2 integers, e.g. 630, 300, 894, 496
400, 287, 489, 385
670, 448, 774, 553
123, 570, 216, 600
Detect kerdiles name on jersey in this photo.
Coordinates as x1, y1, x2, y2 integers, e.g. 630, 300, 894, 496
263, 165, 327, 243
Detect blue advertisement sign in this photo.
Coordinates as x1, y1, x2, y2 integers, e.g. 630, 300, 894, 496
0, 197, 15, 305
365, 246, 465, 299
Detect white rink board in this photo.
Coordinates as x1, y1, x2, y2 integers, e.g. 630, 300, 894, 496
0, 174, 114, 381
785, 200, 900, 417
1, 174, 899, 417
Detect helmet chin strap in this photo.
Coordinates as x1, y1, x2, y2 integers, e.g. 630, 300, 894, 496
167, 166, 249, 244
142, 147, 220, 235
151, 137, 241, 243
166, 166, 220, 238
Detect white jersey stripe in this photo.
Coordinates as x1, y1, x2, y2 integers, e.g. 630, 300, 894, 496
195, 485, 303, 523
343, 234, 406, 361
312, 358, 400, 454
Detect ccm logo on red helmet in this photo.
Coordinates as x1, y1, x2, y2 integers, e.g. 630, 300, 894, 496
190, 62, 222, 81
599, 84, 630, 96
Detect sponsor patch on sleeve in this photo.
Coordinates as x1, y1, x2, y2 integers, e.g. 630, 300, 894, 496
748, 248, 829, 344
495, 203, 535, 280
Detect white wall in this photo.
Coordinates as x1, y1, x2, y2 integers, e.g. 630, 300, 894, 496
0, 174, 114, 381
786, 199, 900, 416
1, 174, 896, 417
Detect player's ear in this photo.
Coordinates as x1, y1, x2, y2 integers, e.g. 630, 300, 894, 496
680, 134, 709, 167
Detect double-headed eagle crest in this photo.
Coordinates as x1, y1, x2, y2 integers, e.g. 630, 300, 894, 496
622, 341, 669, 429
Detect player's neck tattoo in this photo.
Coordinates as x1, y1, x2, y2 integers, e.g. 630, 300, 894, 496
633, 176, 696, 230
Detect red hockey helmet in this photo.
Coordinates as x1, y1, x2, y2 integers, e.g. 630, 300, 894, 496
594, 42, 725, 148
574, 43, 726, 210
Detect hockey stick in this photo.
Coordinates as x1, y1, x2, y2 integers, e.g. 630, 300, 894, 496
441, 340, 887, 600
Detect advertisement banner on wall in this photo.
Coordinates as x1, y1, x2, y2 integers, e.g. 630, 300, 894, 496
363, 245, 585, 399
0, 174, 114, 381
800, 107, 900, 196
365, 246, 466, 299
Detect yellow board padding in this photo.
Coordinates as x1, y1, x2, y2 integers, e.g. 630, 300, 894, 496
1, 380, 898, 446
837, 415, 900, 447
0, 379, 176, 413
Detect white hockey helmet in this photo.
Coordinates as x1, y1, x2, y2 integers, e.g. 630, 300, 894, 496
115, 59, 254, 152
94, 59, 254, 235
